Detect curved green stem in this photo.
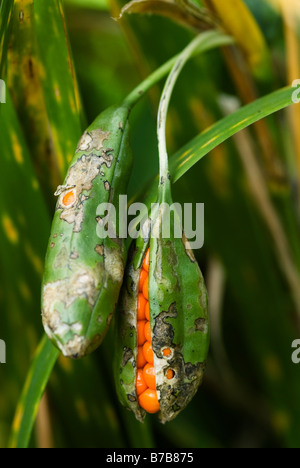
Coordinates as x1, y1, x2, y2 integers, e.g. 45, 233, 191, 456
122, 30, 234, 110
157, 33, 224, 186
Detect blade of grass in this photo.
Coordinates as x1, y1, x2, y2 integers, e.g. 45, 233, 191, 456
64, 0, 109, 9
9, 335, 59, 449
0, 0, 13, 76
7, 0, 62, 205
33, 0, 85, 176
170, 86, 296, 182
6, 0, 84, 209
0, 86, 52, 448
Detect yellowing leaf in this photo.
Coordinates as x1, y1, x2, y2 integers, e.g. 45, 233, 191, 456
204, 0, 270, 77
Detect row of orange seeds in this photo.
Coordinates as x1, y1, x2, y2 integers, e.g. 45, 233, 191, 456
136, 249, 175, 413
136, 249, 160, 414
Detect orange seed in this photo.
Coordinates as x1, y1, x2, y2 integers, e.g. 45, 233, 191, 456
137, 293, 146, 320
144, 321, 151, 342
166, 369, 175, 380
142, 277, 149, 300
137, 321, 146, 346
143, 341, 154, 364
138, 389, 160, 414
139, 269, 148, 292
162, 348, 172, 357
62, 190, 75, 207
136, 369, 148, 396
143, 364, 156, 390
137, 347, 147, 368
143, 249, 150, 272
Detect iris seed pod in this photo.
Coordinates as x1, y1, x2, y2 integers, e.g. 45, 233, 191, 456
42, 105, 132, 358
115, 195, 209, 423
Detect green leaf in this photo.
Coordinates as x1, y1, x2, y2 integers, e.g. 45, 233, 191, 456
170, 86, 296, 182
9, 336, 59, 448
34, 0, 84, 176
0, 0, 13, 76
64, 0, 109, 9
7, 0, 84, 207
0, 88, 51, 446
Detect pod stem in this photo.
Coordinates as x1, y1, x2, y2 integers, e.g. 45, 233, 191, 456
122, 30, 234, 113
157, 32, 228, 190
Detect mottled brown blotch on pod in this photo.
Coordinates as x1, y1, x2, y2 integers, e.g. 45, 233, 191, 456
152, 303, 177, 358
185, 361, 205, 380
95, 245, 104, 256
194, 317, 207, 333
122, 347, 134, 367
70, 250, 79, 259
157, 357, 205, 423
23, 56, 36, 80
128, 394, 136, 403
106, 312, 114, 326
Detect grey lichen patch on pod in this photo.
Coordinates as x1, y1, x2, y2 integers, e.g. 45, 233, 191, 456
43, 264, 101, 311
56, 335, 90, 359
55, 153, 114, 232
42, 264, 103, 358
76, 129, 110, 152
104, 247, 125, 284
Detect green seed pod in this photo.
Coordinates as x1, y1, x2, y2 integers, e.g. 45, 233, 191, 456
115, 189, 209, 423
42, 105, 132, 358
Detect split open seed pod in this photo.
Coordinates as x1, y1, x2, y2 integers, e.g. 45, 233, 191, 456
115, 188, 209, 423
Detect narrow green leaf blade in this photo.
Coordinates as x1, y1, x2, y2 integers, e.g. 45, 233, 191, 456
0, 0, 13, 76
9, 335, 59, 449
34, 0, 84, 177
170, 86, 296, 182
